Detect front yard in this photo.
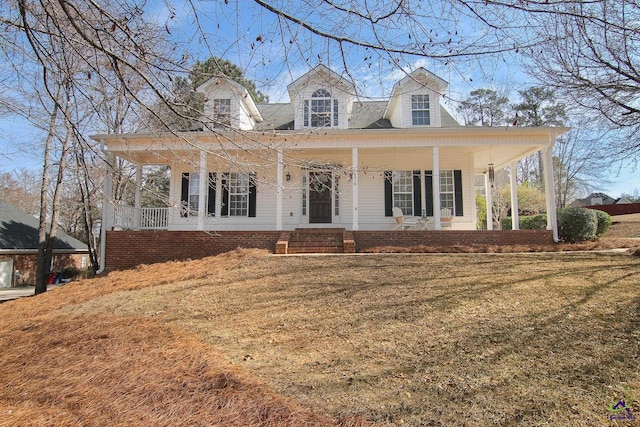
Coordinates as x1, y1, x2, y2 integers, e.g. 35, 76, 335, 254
67, 250, 640, 426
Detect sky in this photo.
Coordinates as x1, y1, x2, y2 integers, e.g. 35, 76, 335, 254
1, 0, 639, 199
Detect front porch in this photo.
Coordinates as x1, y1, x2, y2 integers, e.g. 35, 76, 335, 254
104, 228, 554, 271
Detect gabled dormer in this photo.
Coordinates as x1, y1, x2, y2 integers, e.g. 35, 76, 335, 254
384, 68, 448, 128
287, 64, 355, 130
196, 76, 263, 130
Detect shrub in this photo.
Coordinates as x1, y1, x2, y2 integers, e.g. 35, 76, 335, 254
501, 216, 512, 230
501, 214, 547, 230
557, 207, 598, 243
521, 214, 547, 230
592, 209, 612, 236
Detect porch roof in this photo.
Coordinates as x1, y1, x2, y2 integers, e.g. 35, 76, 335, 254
91, 126, 569, 172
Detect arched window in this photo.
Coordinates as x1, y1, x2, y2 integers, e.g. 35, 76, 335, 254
304, 89, 339, 127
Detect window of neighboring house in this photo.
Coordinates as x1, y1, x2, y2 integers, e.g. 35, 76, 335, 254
392, 171, 413, 216
304, 89, 337, 127
411, 94, 430, 126
221, 172, 257, 217
439, 170, 454, 213
213, 98, 231, 126
180, 172, 216, 217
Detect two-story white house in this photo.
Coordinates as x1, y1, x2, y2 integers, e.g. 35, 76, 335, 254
93, 65, 567, 270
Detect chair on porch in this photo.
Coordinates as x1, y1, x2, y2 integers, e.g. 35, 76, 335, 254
393, 207, 418, 230
440, 208, 453, 229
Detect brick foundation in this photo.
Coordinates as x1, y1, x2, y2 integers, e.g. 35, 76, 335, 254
105, 230, 282, 271
353, 229, 554, 252
105, 229, 555, 271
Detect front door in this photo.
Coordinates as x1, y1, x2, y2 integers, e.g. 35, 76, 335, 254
309, 171, 332, 223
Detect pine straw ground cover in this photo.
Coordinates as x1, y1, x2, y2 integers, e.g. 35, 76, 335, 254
1, 245, 638, 426
0, 251, 374, 427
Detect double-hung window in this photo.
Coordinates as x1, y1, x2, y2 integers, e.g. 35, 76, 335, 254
304, 89, 338, 127
392, 171, 414, 216
180, 172, 216, 217
228, 173, 249, 216
213, 98, 231, 126
411, 94, 430, 126
221, 172, 257, 217
439, 170, 455, 213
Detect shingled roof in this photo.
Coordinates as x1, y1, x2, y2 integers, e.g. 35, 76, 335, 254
0, 201, 88, 252
253, 100, 459, 131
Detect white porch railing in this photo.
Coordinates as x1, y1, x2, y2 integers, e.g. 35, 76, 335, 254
110, 204, 168, 230
140, 207, 169, 229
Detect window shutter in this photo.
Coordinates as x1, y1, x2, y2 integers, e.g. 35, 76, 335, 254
180, 173, 189, 218
454, 169, 463, 217
333, 99, 339, 126
412, 170, 422, 216
384, 171, 393, 217
248, 172, 257, 217
424, 170, 434, 216
221, 173, 229, 217
303, 100, 309, 127
207, 173, 216, 216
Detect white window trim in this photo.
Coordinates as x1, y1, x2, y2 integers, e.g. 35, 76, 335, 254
213, 98, 231, 126
227, 172, 249, 217
411, 94, 430, 126
392, 171, 414, 216
304, 89, 338, 128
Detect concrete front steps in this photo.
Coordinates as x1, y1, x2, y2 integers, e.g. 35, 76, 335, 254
276, 228, 355, 254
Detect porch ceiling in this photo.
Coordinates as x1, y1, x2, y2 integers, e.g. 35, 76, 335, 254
97, 126, 567, 168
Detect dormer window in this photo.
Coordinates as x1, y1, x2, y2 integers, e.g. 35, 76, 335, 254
304, 89, 339, 127
411, 94, 430, 126
213, 98, 231, 126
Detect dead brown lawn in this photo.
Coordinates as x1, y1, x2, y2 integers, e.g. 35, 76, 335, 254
1, 247, 635, 426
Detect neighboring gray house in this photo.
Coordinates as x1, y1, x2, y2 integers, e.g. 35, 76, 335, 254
572, 193, 623, 207
0, 201, 89, 286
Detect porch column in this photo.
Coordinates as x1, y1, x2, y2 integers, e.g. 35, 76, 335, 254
134, 164, 142, 230
509, 161, 520, 230
432, 146, 441, 230
276, 150, 283, 231
197, 150, 207, 231
542, 144, 559, 241
352, 147, 359, 231
98, 149, 115, 273
485, 172, 493, 230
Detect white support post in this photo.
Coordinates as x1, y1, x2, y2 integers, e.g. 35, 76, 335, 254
432, 147, 441, 230
98, 149, 114, 274
276, 151, 283, 231
485, 172, 493, 231
352, 147, 359, 231
197, 150, 207, 231
510, 161, 520, 230
420, 164, 427, 217
134, 164, 142, 230
542, 144, 559, 241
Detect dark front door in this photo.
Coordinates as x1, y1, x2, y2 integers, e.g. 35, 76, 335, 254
309, 171, 332, 223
